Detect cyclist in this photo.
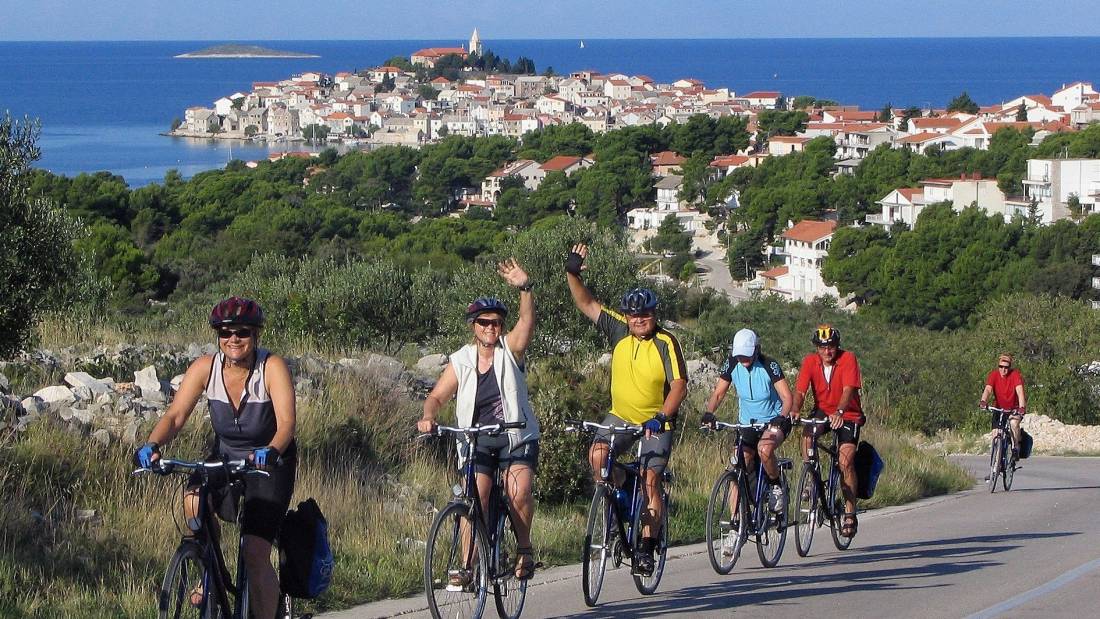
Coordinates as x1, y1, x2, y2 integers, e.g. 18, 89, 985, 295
979, 353, 1026, 460
565, 243, 687, 576
791, 324, 864, 538
417, 258, 541, 585
701, 328, 794, 515
134, 296, 296, 619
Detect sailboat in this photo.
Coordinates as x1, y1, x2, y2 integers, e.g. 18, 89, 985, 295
579, 40, 585, 49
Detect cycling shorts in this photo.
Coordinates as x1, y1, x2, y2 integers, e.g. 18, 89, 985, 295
594, 413, 673, 474
471, 434, 540, 475
189, 451, 296, 544
739, 416, 792, 448
802, 412, 862, 446
990, 411, 1023, 431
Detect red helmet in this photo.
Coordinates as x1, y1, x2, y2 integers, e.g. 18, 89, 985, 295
209, 296, 265, 328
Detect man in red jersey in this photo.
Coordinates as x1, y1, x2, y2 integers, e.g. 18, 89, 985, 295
792, 324, 864, 537
980, 353, 1027, 459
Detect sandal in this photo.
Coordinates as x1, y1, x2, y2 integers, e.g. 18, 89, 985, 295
841, 512, 858, 538
514, 546, 537, 580
189, 583, 204, 607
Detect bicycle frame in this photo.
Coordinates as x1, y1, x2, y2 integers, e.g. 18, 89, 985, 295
801, 418, 843, 522
986, 407, 1018, 491
711, 419, 774, 533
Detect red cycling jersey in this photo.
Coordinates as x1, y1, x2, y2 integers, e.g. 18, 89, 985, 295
986, 368, 1024, 410
795, 349, 864, 424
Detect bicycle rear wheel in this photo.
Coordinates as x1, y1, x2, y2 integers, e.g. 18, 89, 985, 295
794, 463, 819, 558
1002, 434, 1016, 492
632, 488, 669, 595
705, 470, 747, 574
756, 471, 788, 568
159, 541, 212, 619
492, 508, 527, 619
424, 502, 489, 619
988, 437, 1002, 494
828, 464, 854, 550
581, 486, 611, 607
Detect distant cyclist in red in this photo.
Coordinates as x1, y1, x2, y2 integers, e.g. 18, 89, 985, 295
980, 353, 1026, 458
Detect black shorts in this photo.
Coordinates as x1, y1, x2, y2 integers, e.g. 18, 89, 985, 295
594, 413, 674, 474
739, 416, 792, 448
802, 413, 862, 446
471, 434, 540, 475
990, 412, 1023, 431
189, 451, 297, 543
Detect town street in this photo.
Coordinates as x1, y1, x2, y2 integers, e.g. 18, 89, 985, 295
325, 456, 1100, 618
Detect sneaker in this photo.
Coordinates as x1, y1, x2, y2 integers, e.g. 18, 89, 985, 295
721, 531, 738, 558
446, 569, 472, 592
768, 483, 785, 513
633, 550, 655, 576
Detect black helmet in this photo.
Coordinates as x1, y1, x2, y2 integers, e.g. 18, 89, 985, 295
466, 297, 508, 323
811, 324, 840, 347
209, 296, 265, 328
619, 288, 659, 314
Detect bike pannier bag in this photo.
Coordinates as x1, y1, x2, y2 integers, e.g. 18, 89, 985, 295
855, 441, 885, 500
1019, 430, 1034, 459
278, 498, 334, 599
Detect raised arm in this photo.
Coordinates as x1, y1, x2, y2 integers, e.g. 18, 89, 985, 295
565, 243, 602, 323
498, 258, 535, 360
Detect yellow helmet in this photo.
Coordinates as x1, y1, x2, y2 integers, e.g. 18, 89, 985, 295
811, 324, 840, 347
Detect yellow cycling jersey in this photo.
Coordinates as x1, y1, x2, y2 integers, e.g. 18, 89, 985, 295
596, 309, 687, 424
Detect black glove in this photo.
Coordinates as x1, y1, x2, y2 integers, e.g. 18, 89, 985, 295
700, 411, 717, 430
565, 251, 585, 275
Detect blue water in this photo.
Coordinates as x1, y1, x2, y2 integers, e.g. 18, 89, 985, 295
2, 38, 1099, 186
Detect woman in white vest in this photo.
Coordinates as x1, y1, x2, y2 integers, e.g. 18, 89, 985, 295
417, 258, 541, 582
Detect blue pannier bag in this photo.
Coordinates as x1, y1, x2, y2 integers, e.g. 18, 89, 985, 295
279, 498, 334, 599
855, 441, 885, 500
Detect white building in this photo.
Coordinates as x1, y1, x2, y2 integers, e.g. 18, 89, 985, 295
869, 175, 1012, 227
1007, 158, 1100, 223
773, 220, 840, 302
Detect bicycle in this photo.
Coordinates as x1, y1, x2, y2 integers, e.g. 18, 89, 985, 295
133, 457, 295, 619
702, 419, 792, 574
985, 406, 1020, 493
564, 419, 672, 607
421, 421, 529, 619
793, 417, 855, 557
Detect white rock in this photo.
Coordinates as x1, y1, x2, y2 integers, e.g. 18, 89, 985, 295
416, 354, 448, 373
34, 385, 75, 405
597, 353, 613, 366
64, 372, 112, 396
71, 409, 94, 426
21, 397, 45, 416
0, 371, 9, 394
72, 385, 93, 401
91, 429, 111, 447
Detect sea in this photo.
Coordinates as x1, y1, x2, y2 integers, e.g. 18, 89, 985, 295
3, 38, 1100, 187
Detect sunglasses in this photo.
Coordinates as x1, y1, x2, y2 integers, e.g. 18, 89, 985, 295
473, 318, 503, 328
998, 364, 1011, 369
627, 312, 654, 319
217, 327, 254, 339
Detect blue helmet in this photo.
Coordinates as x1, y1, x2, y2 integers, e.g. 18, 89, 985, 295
619, 288, 659, 314
466, 297, 508, 323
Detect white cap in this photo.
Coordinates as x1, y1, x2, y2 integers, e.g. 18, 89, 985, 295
730, 328, 758, 358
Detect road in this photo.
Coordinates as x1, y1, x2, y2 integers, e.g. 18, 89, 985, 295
691, 232, 752, 305
326, 456, 1100, 619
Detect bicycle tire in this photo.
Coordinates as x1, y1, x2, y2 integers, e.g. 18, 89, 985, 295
424, 502, 489, 619
632, 487, 668, 595
828, 463, 853, 551
794, 463, 819, 558
492, 507, 527, 619
705, 470, 746, 574
159, 541, 213, 619
1002, 433, 1016, 492
989, 436, 1002, 494
581, 486, 611, 607
756, 469, 788, 568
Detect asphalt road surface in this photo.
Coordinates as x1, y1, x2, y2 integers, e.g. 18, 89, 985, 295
327, 455, 1100, 619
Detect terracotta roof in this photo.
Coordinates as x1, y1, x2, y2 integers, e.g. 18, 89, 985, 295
412, 47, 468, 58
760, 266, 788, 278
897, 132, 947, 144
781, 220, 837, 243
770, 135, 810, 143
541, 155, 584, 171
912, 117, 963, 129
711, 154, 750, 167
431, 76, 452, 83
650, 151, 686, 166
894, 188, 924, 202
744, 91, 781, 99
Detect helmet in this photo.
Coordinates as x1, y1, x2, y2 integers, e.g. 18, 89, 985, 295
619, 288, 659, 314
811, 324, 840, 347
466, 297, 508, 323
209, 296, 265, 328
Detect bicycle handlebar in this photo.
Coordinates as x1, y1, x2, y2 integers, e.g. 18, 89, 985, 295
131, 458, 270, 478
983, 407, 1018, 414
564, 419, 645, 435
799, 418, 831, 426
699, 419, 770, 431
419, 421, 526, 440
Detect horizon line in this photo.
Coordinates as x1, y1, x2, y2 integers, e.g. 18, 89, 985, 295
5, 34, 1100, 43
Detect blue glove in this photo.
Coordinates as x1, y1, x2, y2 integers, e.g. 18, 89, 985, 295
643, 413, 669, 435
134, 442, 159, 468
700, 411, 718, 429
252, 446, 280, 471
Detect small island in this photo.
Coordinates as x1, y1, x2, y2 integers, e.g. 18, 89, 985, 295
175, 44, 319, 59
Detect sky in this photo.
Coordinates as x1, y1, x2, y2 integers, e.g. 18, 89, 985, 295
2, 0, 1099, 40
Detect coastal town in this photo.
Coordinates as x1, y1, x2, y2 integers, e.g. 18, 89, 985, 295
174, 30, 1100, 305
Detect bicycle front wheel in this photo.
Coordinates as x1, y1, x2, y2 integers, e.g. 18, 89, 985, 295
1002, 434, 1016, 491
794, 463, 819, 558
632, 489, 669, 595
756, 471, 788, 568
492, 508, 527, 619
705, 470, 747, 574
159, 541, 211, 619
988, 436, 1002, 494
425, 502, 489, 619
828, 464, 854, 551
581, 486, 611, 607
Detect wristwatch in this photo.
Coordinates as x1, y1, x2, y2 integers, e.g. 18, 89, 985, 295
518, 282, 534, 292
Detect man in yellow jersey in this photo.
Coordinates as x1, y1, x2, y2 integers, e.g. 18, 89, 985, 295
565, 243, 688, 575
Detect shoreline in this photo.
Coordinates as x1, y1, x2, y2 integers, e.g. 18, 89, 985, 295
174, 53, 320, 59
